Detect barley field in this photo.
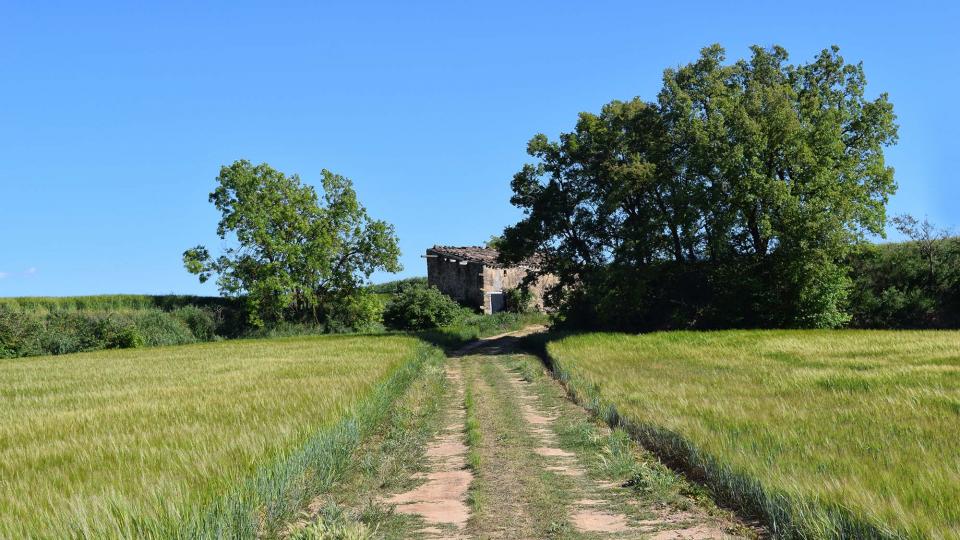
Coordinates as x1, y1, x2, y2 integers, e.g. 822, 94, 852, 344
548, 330, 960, 538
0, 334, 428, 538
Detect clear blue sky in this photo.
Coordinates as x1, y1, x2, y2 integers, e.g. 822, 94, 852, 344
1, 1, 957, 297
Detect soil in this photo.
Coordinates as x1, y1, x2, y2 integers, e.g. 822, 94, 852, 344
384, 364, 472, 536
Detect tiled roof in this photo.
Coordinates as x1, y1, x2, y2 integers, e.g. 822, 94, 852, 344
428, 245, 541, 269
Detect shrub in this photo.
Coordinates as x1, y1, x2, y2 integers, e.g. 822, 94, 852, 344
92, 316, 143, 350
0, 302, 229, 358
132, 311, 197, 347
241, 321, 327, 339
326, 289, 385, 333
0, 308, 42, 358
383, 284, 463, 330
110, 325, 145, 349
173, 306, 217, 341
504, 287, 533, 314
41, 312, 102, 354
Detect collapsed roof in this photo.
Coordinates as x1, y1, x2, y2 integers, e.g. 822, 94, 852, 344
427, 245, 542, 269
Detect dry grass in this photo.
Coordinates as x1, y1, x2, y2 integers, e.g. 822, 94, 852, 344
0, 334, 425, 538
548, 330, 960, 538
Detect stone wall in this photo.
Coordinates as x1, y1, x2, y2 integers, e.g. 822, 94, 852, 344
483, 266, 557, 313
427, 248, 558, 314
427, 255, 486, 310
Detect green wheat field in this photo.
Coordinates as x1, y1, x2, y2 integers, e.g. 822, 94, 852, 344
548, 330, 960, 538
0, 334, 428, 538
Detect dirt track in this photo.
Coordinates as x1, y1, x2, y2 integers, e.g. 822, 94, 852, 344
384, 328, 755, 539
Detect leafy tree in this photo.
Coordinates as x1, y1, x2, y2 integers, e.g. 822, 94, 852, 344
184, 160, 401, 327
848, 216, 959, 328
485, 235, 506, 250
501, 44, 898, 329
891, 214, 951, 285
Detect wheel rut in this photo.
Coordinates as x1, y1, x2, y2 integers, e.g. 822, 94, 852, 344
503, 369, 635, 535
384, 362, 472, 538
381, 327, 757, 539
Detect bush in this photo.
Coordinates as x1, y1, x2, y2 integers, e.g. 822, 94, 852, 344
383, 284, 464, 330
240, 321, 327, 339
91, 316, 143, 350
0, 308, 42, 358
110, 325, 145, 349
132, 311, 197, 347
0, 302, 236, 358
173, 306, 217, 341
41, 312, 102, 354
326, 289, 385, 333
504, 287, 533, 314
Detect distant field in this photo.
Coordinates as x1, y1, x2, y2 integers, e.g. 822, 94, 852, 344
0, 334, 428, 537
0, 294, 233, 313
548, 330, 960, 538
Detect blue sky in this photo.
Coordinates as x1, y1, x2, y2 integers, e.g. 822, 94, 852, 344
1, 1, 957, 296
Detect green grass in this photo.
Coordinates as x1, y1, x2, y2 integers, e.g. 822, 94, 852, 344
547, 330, 960, 539
0, 334, 431, 538
420, 311, 549, 350
285, 342, 448, 539
464, 383, 482, 471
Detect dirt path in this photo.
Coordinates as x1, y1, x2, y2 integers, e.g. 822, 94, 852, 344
385, 362, 472, 538
383, 328, 756, 539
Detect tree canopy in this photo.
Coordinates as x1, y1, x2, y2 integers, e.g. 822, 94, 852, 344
500, 44, 898, 329
184, 160, 401, 327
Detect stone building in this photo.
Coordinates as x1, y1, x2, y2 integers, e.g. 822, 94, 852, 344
425, 245, 555, 314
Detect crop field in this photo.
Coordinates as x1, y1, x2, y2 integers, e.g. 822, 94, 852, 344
0, 294, 232, 314
0, 334, 430, 538
548, 330, 960, 538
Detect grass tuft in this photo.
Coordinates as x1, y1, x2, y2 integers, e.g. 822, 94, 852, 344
464, 383, 482, 471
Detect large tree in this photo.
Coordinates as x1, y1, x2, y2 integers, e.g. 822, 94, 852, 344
184, 160, 401, 327
501, 44, 898, 329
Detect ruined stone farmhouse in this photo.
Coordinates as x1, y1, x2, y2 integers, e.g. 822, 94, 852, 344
425, 245, 556, 314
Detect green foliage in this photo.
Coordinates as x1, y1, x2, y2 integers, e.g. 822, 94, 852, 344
183, 160, 401, 330
848, 234, 960, 328
0, 307, 43, 357
111, 324, 145, 349
503, 287, 533, 314
501, 44, 897, 330
0, 305, 219, 358
171, 305, 218, 341
367, 277, 427, 294
326, 289, 385, 333
419, 311, 550, 350
130, 310, 197, 347
382, 283, 463, 330
484, 235, 505, 250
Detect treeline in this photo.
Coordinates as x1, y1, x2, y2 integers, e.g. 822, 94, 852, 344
500, 44, 903, 330
849, 235, 960, 329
